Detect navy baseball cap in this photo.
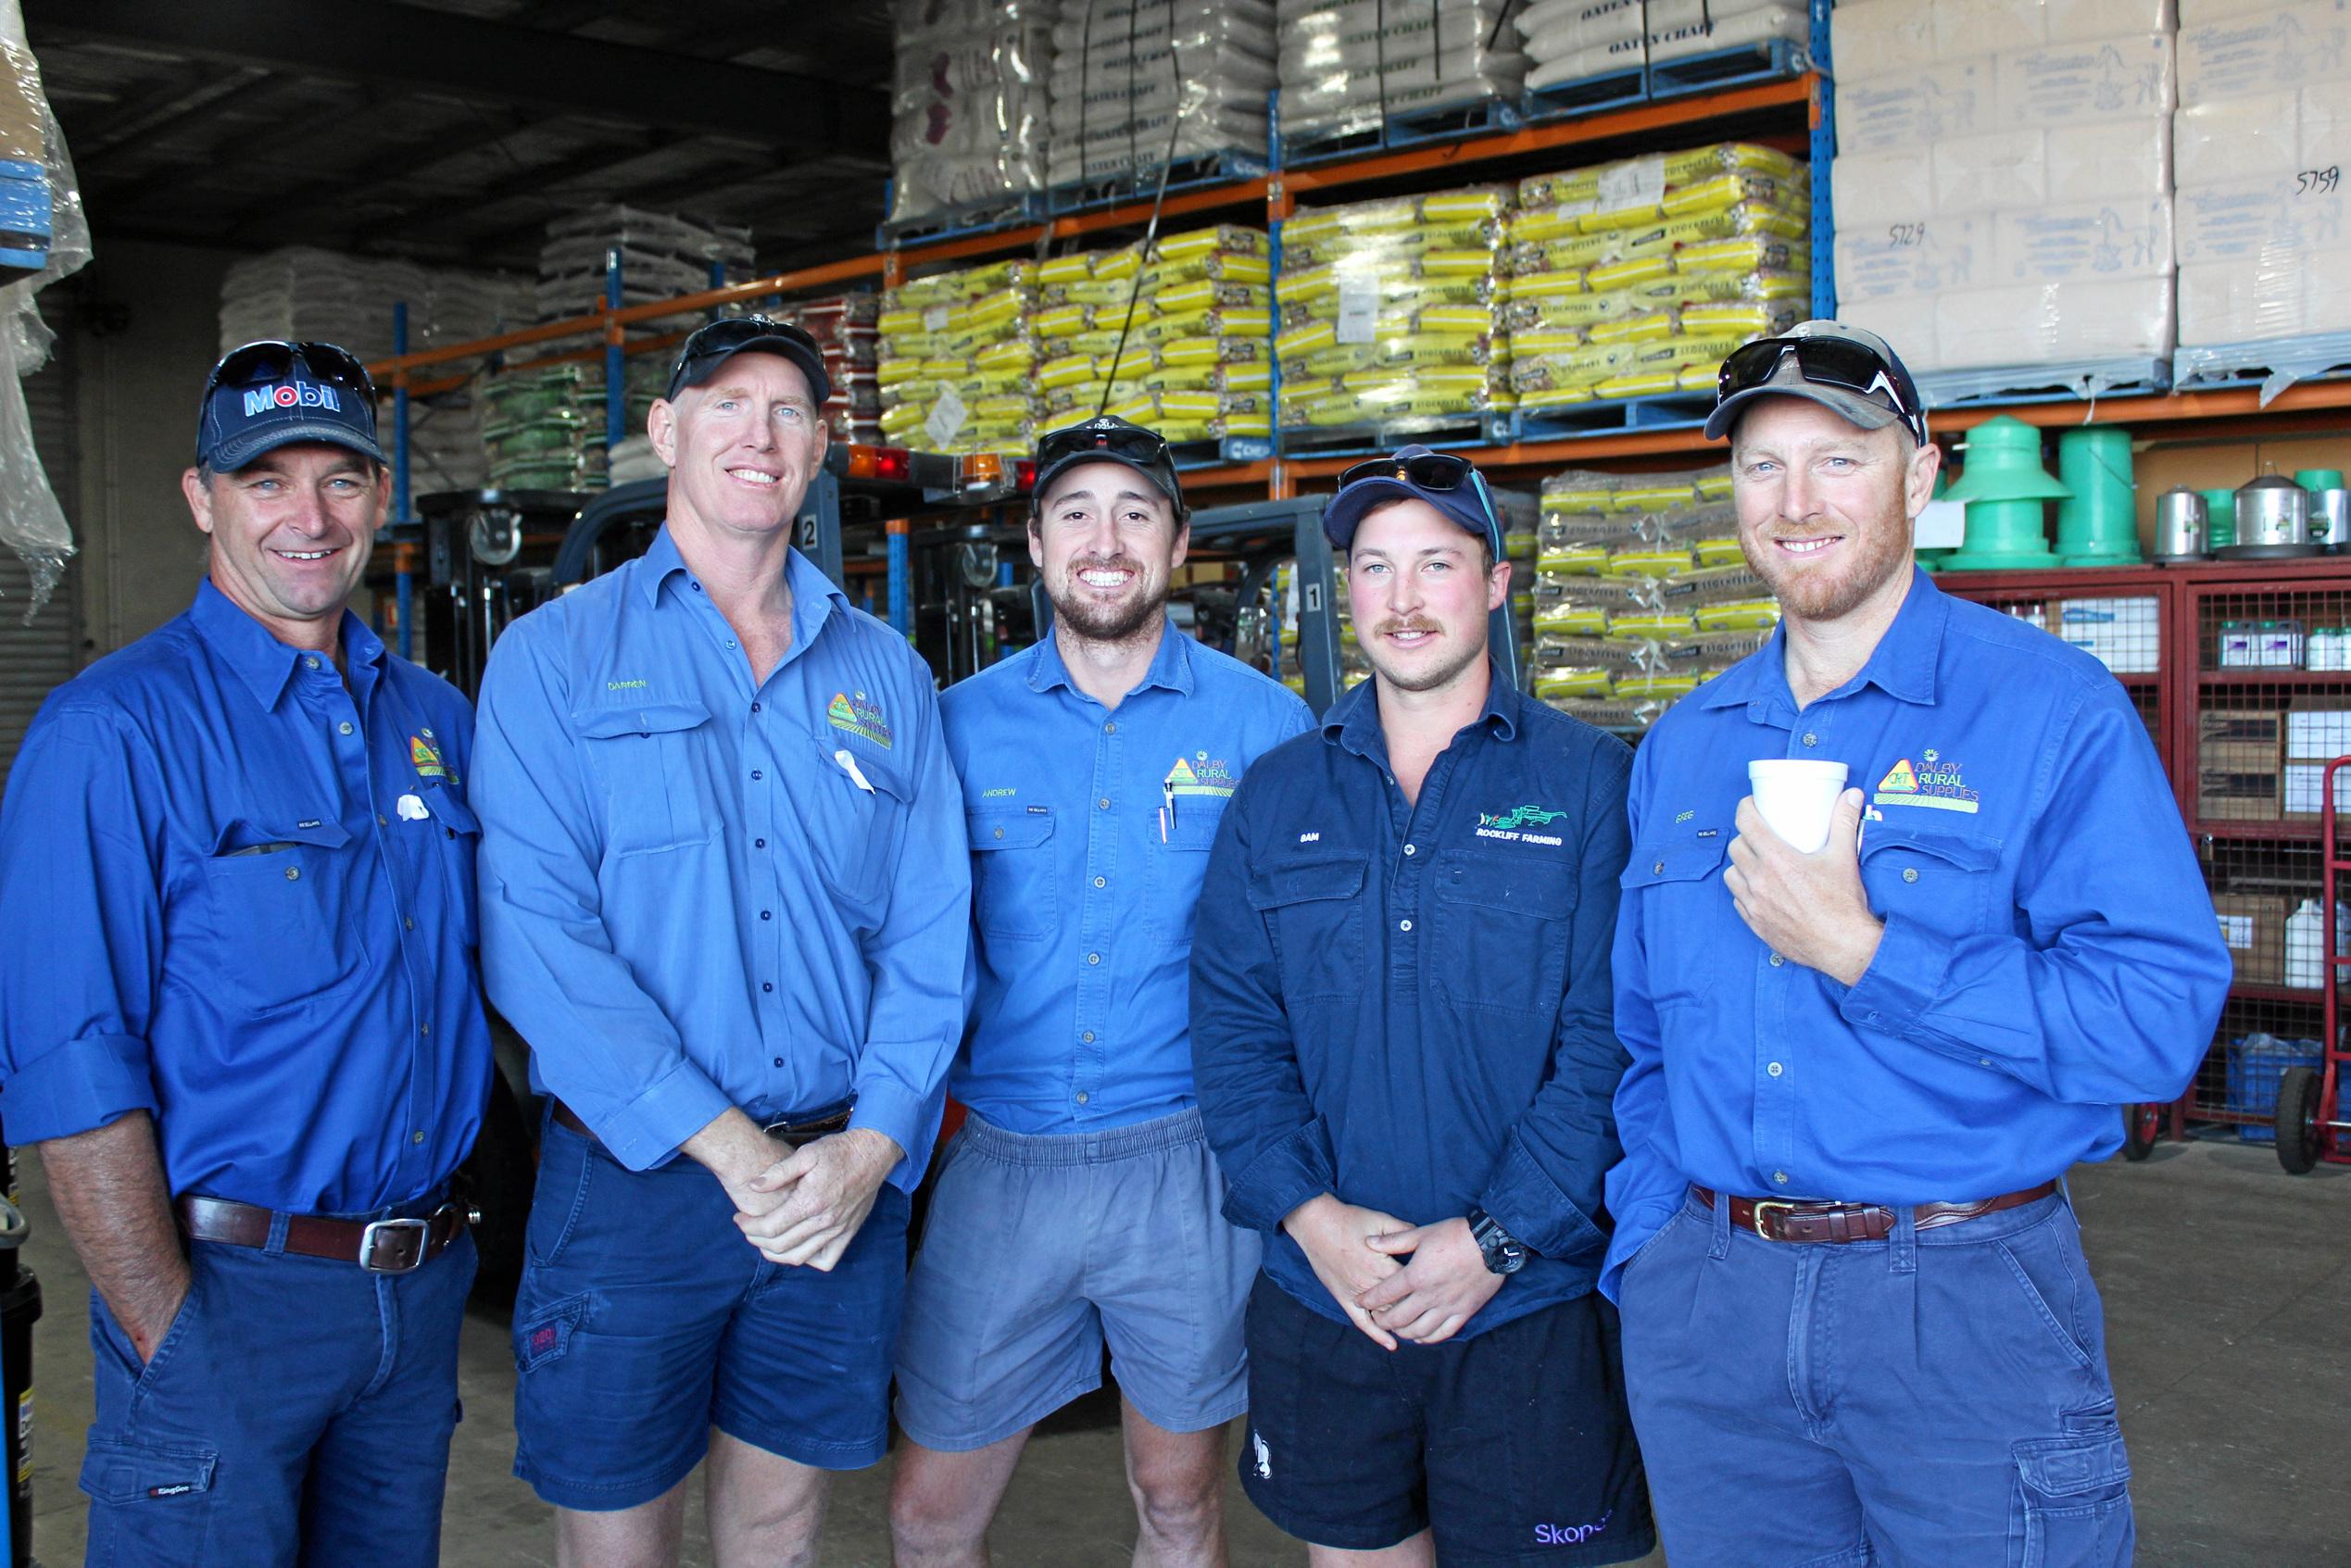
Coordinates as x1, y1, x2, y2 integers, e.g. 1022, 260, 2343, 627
1704, 320, 1930, 445
666, 315, 832, 405
195, 340, 385, 471
1031, 414, 1187, 520
1322, 445, 1503, 558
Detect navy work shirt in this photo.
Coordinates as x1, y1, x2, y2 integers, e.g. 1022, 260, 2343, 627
0, 582, 492, 1214
1606, 570, 2231, 1297
1191, 670, 1634, 1337
942, 621, 1312, 1133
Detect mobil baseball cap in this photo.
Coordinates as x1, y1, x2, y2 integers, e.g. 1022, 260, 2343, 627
1321, 445, 1503, 558
1704, 320, 1930, 445
665, 314, 833, 405
195, 340, 385, 471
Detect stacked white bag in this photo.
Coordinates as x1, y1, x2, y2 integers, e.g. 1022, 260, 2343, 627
1516, 0, 1810, 94
1830, 0, 2179, 382
1046, 0, 1278, 187
2173, 0, 2351, 382
886, 0, 1055, 225
1278, 0, 1527, 142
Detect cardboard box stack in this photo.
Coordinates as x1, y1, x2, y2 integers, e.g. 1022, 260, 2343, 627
1047, 0, 1276, 189
2198, 709, 2282, 822
1502, 144, 1809, 414
887, 0, 1054, 225
2213, 891, 2287, 984
1278, 0, 1528, 144
2172, 1, 2351, 380
2284, 702, 2351, 818
1528, 461, 1775, 729
1831, 0, 2179, 381
1515, 0, 1813, 94
2056, 595, 2161, 673
1276, 185, 1515, 433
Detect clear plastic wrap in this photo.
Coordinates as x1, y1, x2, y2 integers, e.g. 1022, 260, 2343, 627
0, 29, 86, 615
1277, 0, 1526, 136
1522, 0, 1808, 93
888, 0, 1054, 223
1047, 0, 1277, 182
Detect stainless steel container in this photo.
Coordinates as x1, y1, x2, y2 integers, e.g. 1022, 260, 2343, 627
2152, 486, 2206, 563
2218, 471, 2320, 559
2313, 487, 2351, 551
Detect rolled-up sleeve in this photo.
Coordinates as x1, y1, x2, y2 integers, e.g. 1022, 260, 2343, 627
0, 709, 165, 1144
472, 620, 732, 1170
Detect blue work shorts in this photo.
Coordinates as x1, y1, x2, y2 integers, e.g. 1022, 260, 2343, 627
80, 1208, 473, 1568
1619, 1186, 2132, 1568
893, 1107, 1256, 1450
509, 1114, 910, 1511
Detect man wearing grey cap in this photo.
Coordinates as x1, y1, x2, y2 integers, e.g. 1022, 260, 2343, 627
473, 316, 970, 1564
1605, 322, 2230, 1565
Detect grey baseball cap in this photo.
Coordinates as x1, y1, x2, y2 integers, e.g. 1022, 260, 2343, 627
1704, 320, 1930, 445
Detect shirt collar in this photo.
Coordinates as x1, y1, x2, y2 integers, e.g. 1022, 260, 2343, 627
1025, 617, 1197, 701
190, 578, 383, 710
1699, 566, 1947, 715
1320, 659, 1520, 760
640, 523, 849, 642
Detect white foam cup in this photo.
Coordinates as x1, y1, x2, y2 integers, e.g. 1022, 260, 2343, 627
1747, 759, 1851, 853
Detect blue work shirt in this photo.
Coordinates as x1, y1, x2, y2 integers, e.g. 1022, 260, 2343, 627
1191, 670, 1634, 1337
942, 621, 1312, 1133
0, 581, 491, 1214
1605, 570, 2231, 1298
472, 528, 969, 1189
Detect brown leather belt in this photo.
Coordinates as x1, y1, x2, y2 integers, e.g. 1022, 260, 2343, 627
1691, 1181, 2059, 1244
177, 1196, 473, 1273
551, 1098, 853, 1149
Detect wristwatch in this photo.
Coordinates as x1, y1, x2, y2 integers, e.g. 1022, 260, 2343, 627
1465, 1208, 1528, 1275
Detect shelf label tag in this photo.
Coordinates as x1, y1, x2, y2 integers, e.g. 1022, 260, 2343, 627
925, 383, 967, 448
1336, 279, 1377, 345
1598, 155, 1666, 211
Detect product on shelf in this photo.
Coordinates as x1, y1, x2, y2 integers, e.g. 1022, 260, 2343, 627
1277, 0, 1528, 143
1502, 143, 1809, 412
770, 292, 885, 444
1046, 1, 1276, 188
1516, 0, 1811, 94
531, 204, 751, 334
1276, 184, 1514, 431
886, 0, 1055, 225
1830, 0, 2178, 383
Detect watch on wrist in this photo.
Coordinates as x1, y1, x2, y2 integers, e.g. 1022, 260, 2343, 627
1465, 1207, 1528, 1275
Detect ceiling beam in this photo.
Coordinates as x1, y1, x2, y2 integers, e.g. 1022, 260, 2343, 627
219, 108, 533, 233
346, 130, 691, 251
69, 66, 270, 165
27, 0, 889, 160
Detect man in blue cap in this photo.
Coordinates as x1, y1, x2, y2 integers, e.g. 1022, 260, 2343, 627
1606, 321, 2230, 1565
474, 315, 969, 1565
1190, 446, 1653, 1567
0, 339, 492, 1564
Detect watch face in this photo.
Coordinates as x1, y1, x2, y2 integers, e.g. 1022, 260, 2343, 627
1493, 1240, 1527, 1274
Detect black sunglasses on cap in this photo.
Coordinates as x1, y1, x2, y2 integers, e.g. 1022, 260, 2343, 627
1714, 334, 1929, 445
1035, 418, 1171, 471
205, 340, 377, 402
1336, 450, 1480, 493
666, 315, 828, 401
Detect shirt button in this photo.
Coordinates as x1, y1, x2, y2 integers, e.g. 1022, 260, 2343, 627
412, 1130, 425, 1145
1801, 732, 1818, 747
725, 639, 738, 649
1768, 953, 1784, 967
1868, 1011, 1882, 1023
751, 702, 761, 713
1399, 919, 1413, 933
338, 721, 354, 735
1093, 875, 1106, 888
1075, 1091, 1090, 1104
773, 1056, 785, 1067
1099, 798, 1111, 809
1653, 860, 1665, 873
1403, 843, 1416, 856
751, 770, 763, 781
404, 917, 415, 930
762, 982, 773, 993
1902, 867, 1919, 884
993, 827, 1004, 840
420, 1023, 431, 1036
1774, 1171, 1790, 1185
755, 837, 766, 848
1082, 1031, 1096, 1043
284, 865, 300, 882
1087, 952, 1100, 965
1104, 721, 1116, 734
376, 813, 388, 826
1767, 1061, 1784, 1077
305, 656, 321, 671
761, 909, 773, 921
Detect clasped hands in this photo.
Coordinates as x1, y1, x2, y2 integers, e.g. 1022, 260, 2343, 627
709, 1119, 901, 1273
1285, 1193, 1502, 1349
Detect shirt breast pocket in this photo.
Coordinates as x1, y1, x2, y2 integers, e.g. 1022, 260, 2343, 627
969, 808, 1056, 941
572, 701, 721, 857
1621, 834, 1729, 1007
1434, 850, 1578, 1017
806, 739, 912, 912
422, 786, 482, 947
1247, 855, 1366, 1003
201, 820, 370, 1013
1859, 826, 2001, 940
1148, 801, 1226, 943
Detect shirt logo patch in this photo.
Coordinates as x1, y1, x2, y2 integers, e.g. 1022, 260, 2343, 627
827, 691, 893, 749
1475, 804, 1568, 847
1872, 752, 1979, 813
410, 735, 449, 780
1165, 752, 1238, 798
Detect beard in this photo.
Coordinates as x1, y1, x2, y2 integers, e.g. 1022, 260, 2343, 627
1047, 555, 1166, 645
1741, 515, 1913, 623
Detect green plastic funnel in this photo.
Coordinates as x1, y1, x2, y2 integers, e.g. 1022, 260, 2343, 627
2202, 486, 2238, 550
2055, 425, 2141, 565
1941, 416, 2065, 570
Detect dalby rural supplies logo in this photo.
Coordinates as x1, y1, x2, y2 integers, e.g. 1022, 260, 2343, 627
1165, 752, 1239, 799
1477, 804, 1568, 846
1872, 747, 1978, 813
827, 691, 893, 749
409, 732, 449, 781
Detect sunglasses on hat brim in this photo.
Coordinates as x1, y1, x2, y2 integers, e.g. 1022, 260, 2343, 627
1716, 335, 1929, 445
207, 340, 377, 403
1335, 450, 1502, 534
667, 316, 823, 399
1035, 419, 1173, 473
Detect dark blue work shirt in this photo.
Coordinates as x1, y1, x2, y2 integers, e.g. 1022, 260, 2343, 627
942, 622, 1312, 1133
0, 582, 492, 1214
1606, 571, 2232, 1298
1191, 670, 1634, 1337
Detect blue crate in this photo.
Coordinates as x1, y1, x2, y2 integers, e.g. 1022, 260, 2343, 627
1490, 391, 1718, 444
1280, 94, 1521, 169
1520, 64, 1651, 125
1043, 146, 1271, 218
1913, 358, 2172, 410
1169, 433, 1272, 470
875, 187, 1049, 250
1648, 36, 1811, 100
1276, 415, 1490, 459
2226, 1036, 2324, 1138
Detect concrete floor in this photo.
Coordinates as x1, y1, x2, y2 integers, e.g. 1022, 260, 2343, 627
11, 1139, 2346, 1566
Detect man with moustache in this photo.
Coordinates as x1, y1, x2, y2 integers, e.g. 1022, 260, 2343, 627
890, 415, 1311, 1567
1190, 447, 1653, 1568
472, 316, 969, 1567
0, 341, 489, 1564
1605, 321, 2231, 1567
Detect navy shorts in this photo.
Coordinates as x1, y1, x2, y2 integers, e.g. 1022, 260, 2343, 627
509, 1115, 911, 1511
1238, 1275, 1654, 1567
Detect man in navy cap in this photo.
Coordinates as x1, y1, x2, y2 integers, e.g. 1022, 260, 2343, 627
1606, 322, 2229, 1565
474, 315, 969, 1564
0, 339, 492, 1564
1190, 446, 1653, 1566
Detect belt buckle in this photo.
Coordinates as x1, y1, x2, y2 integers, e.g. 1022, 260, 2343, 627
359, 1216, 432, 1273
1750, 1198, 1797, 1239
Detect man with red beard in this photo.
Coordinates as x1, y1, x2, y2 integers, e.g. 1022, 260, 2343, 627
1605, 322, 2230, 1567
1191, 448, 1653, 1567
891, 416, 1310, 1568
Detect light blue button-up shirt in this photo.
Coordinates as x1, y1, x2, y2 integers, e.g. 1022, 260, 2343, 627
1605, 570, 2231, 1297
472, 529, 970, 1189
942, 621, 1311, 1133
